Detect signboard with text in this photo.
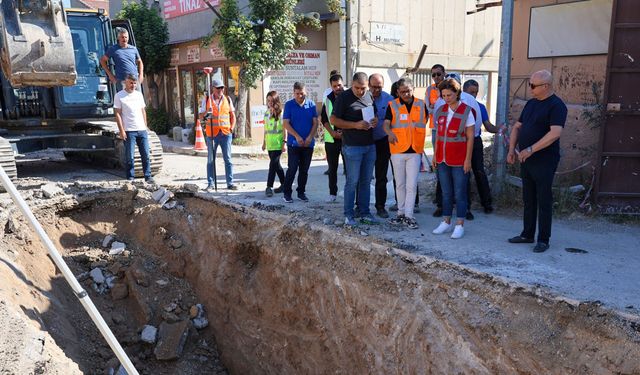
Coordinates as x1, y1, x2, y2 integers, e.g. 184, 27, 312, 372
369, 22, 404, 45
263, 50, 327, 104
163, 0, 220, 20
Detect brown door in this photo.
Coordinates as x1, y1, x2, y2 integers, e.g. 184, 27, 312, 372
594, 0, 640, 213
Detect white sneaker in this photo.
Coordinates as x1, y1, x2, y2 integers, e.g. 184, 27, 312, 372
432, 221, 452, 234
325, 195, 337, 203
451, 225, 465, 239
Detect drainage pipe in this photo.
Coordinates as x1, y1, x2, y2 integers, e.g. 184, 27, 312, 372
0, 166, 139, 375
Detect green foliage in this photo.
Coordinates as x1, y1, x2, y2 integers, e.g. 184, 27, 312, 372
146, 107, 173, 135
118, 0, 170, 76
205, 0, 324, 88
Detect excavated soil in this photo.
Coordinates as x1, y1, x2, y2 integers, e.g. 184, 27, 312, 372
1, 185, 640, 374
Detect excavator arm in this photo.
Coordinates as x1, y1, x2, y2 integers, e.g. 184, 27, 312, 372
0, 0, 76, 87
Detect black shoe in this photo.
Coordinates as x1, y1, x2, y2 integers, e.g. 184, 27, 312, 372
323, 169, 329, 175
227, 184, 238, 190
484, 206, 494, 214
298, 193, 309, 202
432, 207, 443, 217
376, 208, 389, 218
465, 211, 474, 221
508, 236, 534, 244
389, 204, 398, 212
145, 177, 155, 184
533, 242, 550, 253
283, 195, 293, 203
265, 187, 274, 197
274, 186, 283, 194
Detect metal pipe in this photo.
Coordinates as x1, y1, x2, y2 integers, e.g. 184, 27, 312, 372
493, 0, 514, 194
0, 166, 139, 375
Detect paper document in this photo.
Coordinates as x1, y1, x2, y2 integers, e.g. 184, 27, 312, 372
361, 106, 375, 123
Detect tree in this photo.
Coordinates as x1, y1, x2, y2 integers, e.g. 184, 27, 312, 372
205, 0, 340, 139
118, 0, 170, 109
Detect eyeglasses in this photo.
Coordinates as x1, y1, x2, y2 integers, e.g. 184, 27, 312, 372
369, 85, 383, 90
529, 83, 547, 90
215, 86, 224, 90
431, 72, 442, 78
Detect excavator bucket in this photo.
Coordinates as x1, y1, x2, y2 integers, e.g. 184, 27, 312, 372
0, 0, 76, 87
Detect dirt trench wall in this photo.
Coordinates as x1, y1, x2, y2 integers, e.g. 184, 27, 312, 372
70, 193, 640, 375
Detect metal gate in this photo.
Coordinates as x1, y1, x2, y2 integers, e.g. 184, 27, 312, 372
594, 0, 640, 213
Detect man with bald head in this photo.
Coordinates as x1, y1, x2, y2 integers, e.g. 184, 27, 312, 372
507, 70, 567, 253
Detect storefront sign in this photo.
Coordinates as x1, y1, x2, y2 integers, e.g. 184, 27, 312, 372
263, 50, 327, 103
170, 48, 180, 65
369, 22, 404, 45
186, 46, 200, 63
209, 45, 225, 60
163, 0, 220, 20
250, 105, 268, 128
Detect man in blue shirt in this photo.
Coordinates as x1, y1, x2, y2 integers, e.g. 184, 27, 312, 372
100, 28, 144, 91
369, 73, 394, 218
282, 82, 319, 203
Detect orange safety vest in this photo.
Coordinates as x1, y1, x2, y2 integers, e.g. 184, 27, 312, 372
388, 97, 427, 154
434, 102, 472, 167
426, 84, 439, 129
203, 94, 232, 137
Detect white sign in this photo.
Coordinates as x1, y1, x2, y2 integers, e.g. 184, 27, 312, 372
250, 105, 268, 128
263, 50, 327, 104
370, 22, 404, 45
186, 46, 200, 63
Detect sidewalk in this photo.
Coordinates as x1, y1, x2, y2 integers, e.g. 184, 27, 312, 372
159, 135, 264, 158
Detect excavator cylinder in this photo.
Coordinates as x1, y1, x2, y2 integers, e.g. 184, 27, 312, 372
0, 0, 76, 87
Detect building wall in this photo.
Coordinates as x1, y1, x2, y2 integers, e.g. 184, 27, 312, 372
346, 0, 502, 120
510, 0, 610, 183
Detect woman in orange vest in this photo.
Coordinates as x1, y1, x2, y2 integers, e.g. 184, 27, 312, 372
430, 78, 475, 239
262, 91, 286, 197
383, 78, 427, 230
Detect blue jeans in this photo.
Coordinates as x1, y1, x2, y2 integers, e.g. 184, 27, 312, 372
283, 146, 314, 196
343, 144, 376, 218
437, 163, 469, 219
124, 130, 151, 179
206, 133, 233, 187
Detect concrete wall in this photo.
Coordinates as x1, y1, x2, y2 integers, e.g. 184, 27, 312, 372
510, 0, 609, 184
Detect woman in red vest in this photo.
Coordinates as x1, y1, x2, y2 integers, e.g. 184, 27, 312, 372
430, 78, 475, 239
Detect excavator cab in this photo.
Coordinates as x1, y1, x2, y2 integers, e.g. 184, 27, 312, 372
0, 0, 77, 87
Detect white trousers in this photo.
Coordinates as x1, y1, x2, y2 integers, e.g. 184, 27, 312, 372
391, 153, 421, 218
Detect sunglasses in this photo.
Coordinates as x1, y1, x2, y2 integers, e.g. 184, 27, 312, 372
431, 72, 442, 77
529, 83, 547, 90
215, 86, 224, 90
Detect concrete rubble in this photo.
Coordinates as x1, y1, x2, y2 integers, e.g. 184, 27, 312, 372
109, 241, 126, 255
141, 325, 158, 344
154, 320, 190, 361
41, 183, 63, 198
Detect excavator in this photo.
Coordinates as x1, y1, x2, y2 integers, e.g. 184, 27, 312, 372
0, 0, 163, 182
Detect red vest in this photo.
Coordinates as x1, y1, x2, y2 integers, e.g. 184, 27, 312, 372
434, 103, 472, 166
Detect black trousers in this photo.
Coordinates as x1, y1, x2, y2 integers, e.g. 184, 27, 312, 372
520, 158, 558, 244
468, 136, 493, 208
283, 146, 314, 196
267, 150, 285, 188
325, 140, 342, 196
374, 137, 391, 210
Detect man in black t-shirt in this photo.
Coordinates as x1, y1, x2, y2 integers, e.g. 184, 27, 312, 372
330, 72, 378, 226
507, 70, 567, 253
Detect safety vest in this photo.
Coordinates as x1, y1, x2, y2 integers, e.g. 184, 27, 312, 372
388, 97, 427, 154
203, 94, 232, 137
426, 84, 439, 129
323, 96, 336, 143
434, 102, 472, 167
264, 113, 284, 151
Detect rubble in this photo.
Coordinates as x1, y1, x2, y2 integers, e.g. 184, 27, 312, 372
110, 282, 128, 300
102, 235, 114, 248
141, 325, 158, 344
109, 241, 126, 255
154, 320, 190, 361
190, 304, 209, 330
90, 268, 105, 284
41, 183, 63, 198
183, 183, 200, 193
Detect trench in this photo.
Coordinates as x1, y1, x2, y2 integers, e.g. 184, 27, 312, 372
2, 187, 640, 374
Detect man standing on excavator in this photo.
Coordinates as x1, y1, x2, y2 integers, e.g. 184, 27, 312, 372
100, 28, 144, 91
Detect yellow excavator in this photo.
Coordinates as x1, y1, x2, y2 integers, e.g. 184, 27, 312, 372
0, 0, 162, 182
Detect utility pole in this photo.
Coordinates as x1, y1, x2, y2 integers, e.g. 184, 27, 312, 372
494, 0, 514, 194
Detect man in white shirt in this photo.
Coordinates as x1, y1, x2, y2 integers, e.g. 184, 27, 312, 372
114, 74, 153, 183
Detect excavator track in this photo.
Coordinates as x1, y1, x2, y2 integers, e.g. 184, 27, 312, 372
64, 131, 163, 177
0, 137, 17, 191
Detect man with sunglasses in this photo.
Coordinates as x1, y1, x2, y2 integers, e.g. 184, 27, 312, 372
507, 70, 567, 253
199, 78, 237, 191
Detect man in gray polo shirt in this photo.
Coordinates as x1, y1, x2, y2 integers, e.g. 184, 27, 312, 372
100, 28, 144, 91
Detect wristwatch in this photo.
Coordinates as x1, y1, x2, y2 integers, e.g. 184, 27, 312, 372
526, 146, 533, 154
